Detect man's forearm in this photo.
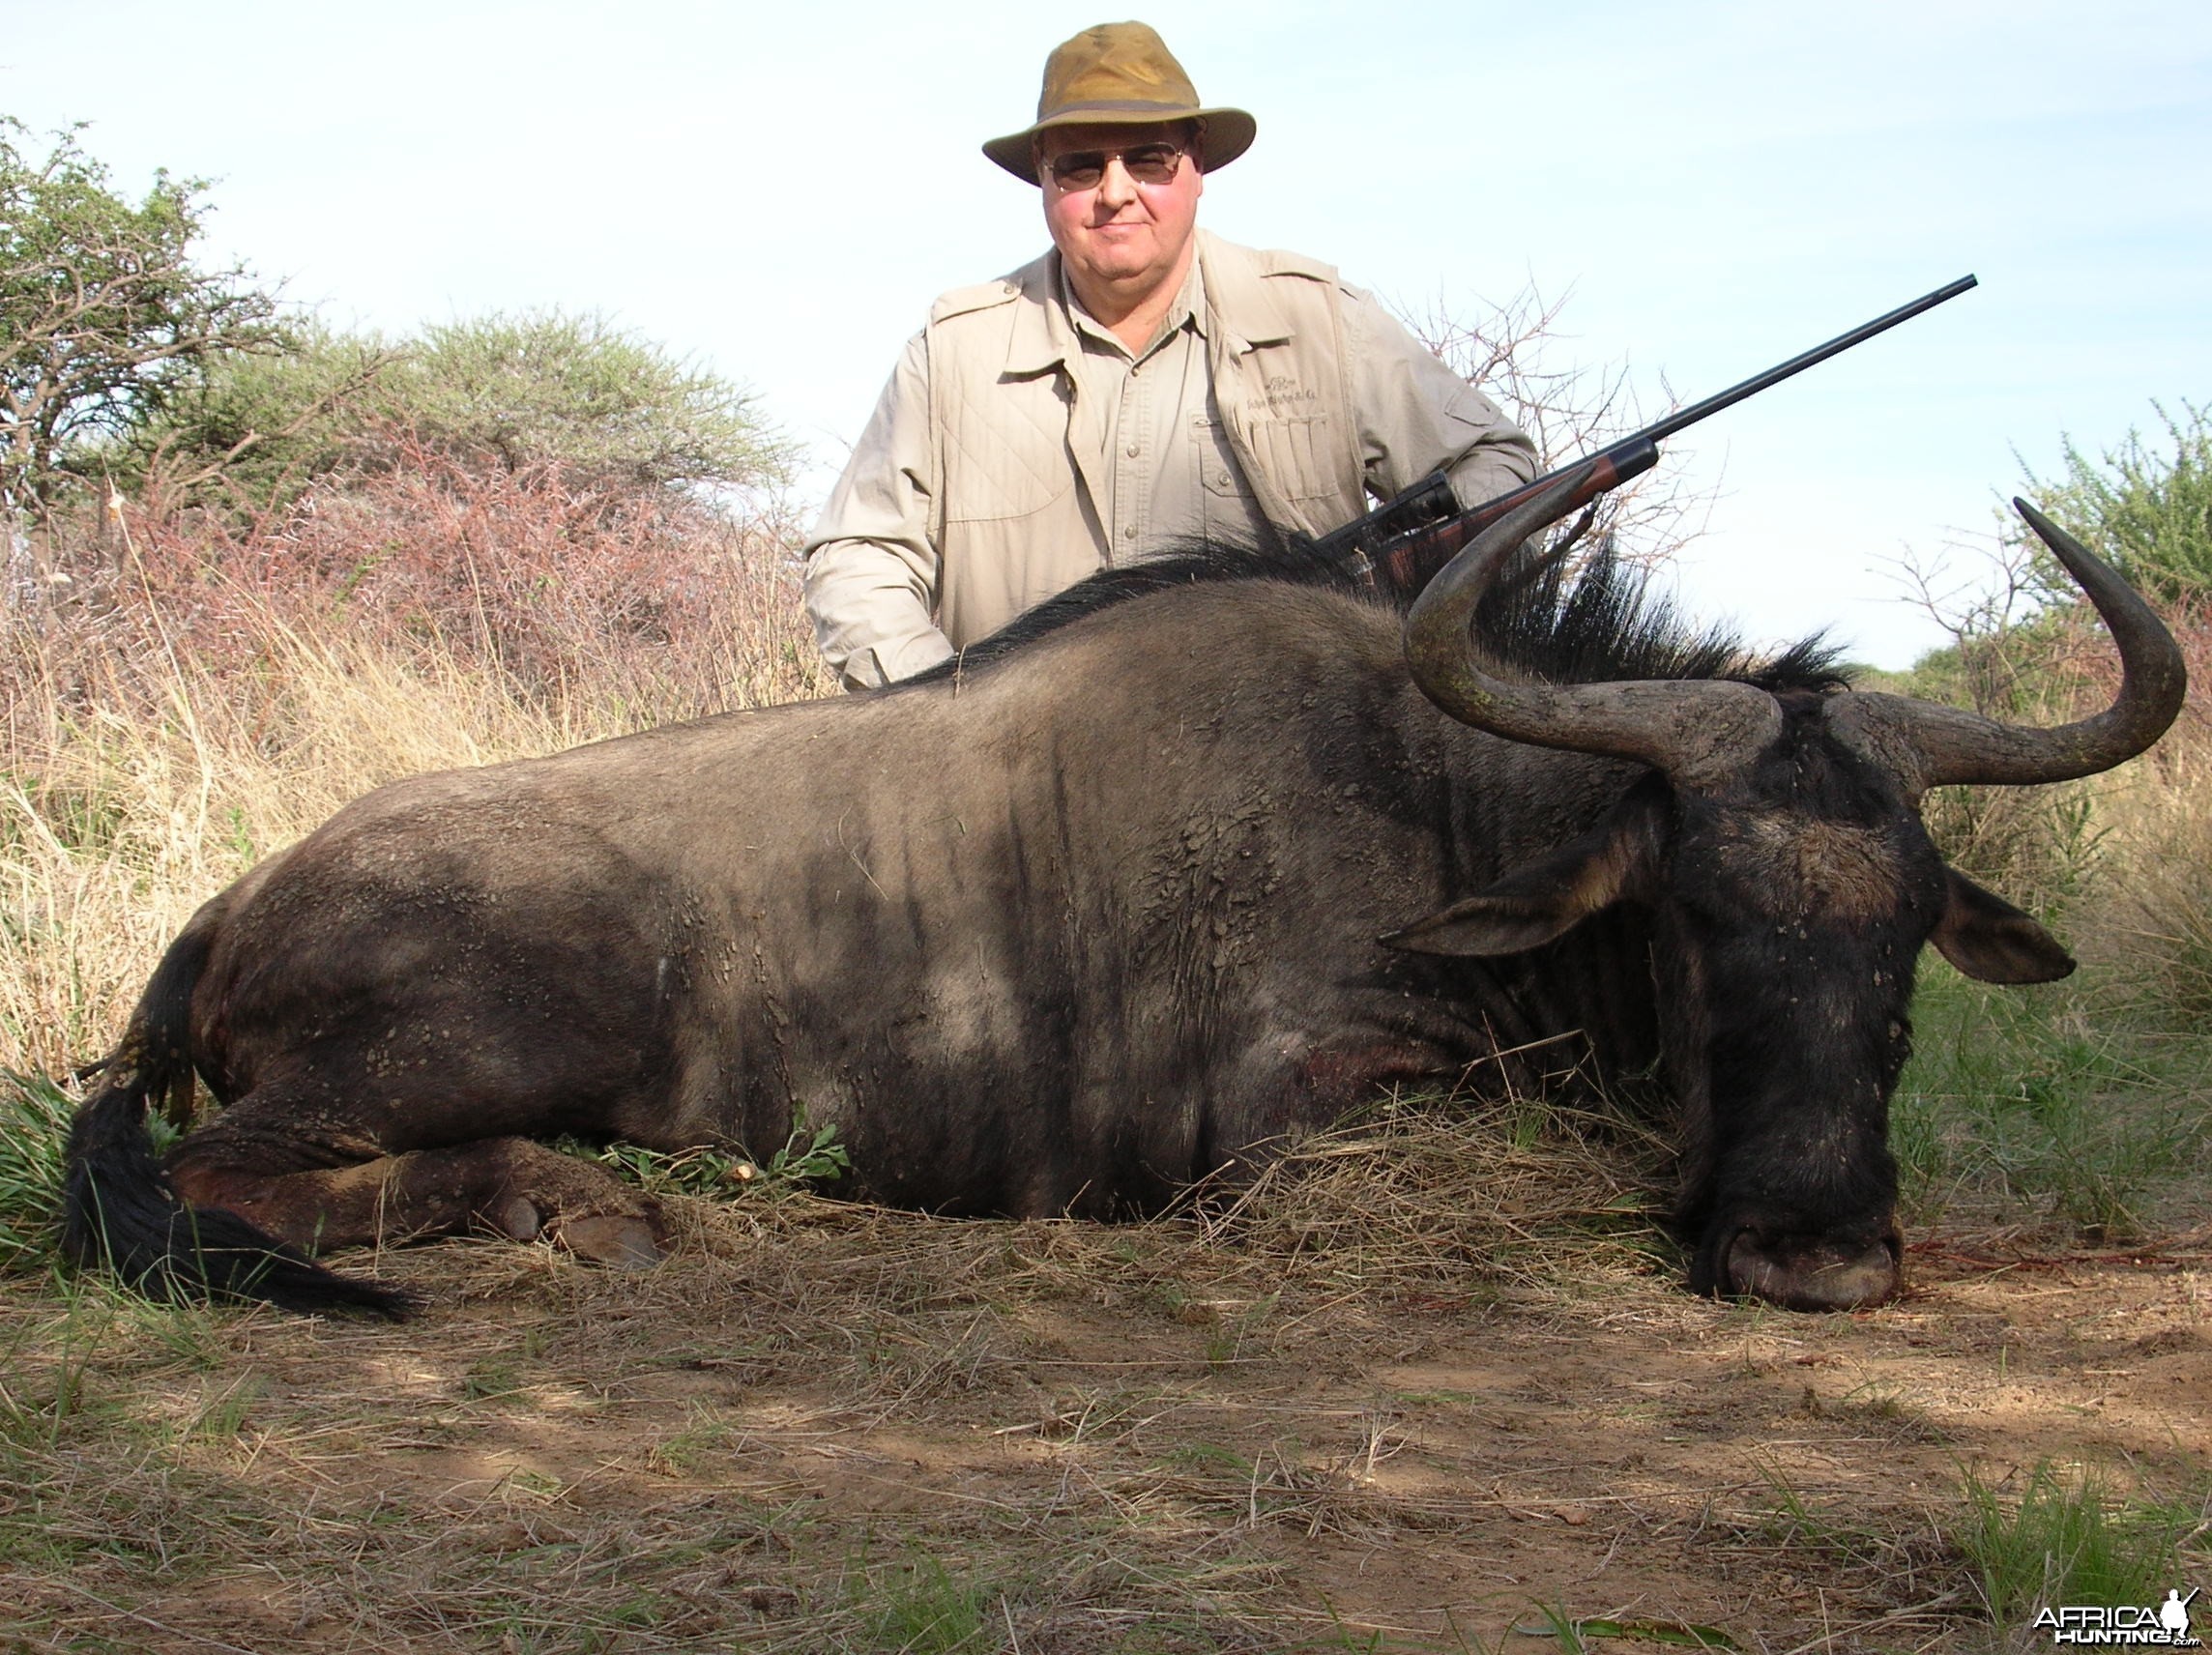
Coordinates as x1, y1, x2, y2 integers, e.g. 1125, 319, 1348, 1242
802, 539, 956, 690
1442, 417, 1540, 513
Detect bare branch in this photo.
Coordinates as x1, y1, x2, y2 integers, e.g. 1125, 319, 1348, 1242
1394, 280, 1723, 572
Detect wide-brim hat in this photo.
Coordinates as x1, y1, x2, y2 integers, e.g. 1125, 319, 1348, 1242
982, 21, 1257, 186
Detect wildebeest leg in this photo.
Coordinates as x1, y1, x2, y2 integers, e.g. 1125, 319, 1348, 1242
164, 1094, 667, 1267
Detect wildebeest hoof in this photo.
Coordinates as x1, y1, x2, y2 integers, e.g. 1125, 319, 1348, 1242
1720, 1229, 1900, 1311
554, 1215, 664, 1270
491, 1195, 543, 1242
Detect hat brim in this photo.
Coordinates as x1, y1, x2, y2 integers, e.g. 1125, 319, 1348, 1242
982, 105, 1256, 185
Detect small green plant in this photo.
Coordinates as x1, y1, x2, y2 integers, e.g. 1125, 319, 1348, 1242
0, 1337, 96, 1453
6, 778, 130, 857
569, 1138, 760, 1198
646, 1407, 737, 1478
1956, 1461, 2195, 1625
559, 1108, 850, 1202
766, 1106, 852, 1185
1160, 1441, 1254, 1476
1751, 1464, 1900, 1572
854, 1551, 997, 1653
459, 1357, 525, 1404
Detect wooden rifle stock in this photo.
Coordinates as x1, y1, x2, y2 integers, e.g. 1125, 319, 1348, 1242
1313, 275, 1978, 595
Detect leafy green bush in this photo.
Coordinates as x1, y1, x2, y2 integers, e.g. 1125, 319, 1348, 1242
2024, 401, 2212, 606
129, 309, 794, 510
2, 116, 289, 518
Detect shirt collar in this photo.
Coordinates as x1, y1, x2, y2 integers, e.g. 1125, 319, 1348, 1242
1058, 252, 1208, 359
1002, 248, 1210, 378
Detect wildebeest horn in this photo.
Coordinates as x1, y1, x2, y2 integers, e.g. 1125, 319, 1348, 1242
1830, 500, 2188, 790
1403, 461, 1783, 785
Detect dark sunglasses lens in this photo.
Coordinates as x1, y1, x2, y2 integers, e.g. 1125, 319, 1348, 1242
1050, 153, 1106, 189
1047, 146, 1180, 188
1122, 146, 1179, 183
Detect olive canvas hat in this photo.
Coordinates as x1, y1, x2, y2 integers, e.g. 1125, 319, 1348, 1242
982, 21, 1257, 185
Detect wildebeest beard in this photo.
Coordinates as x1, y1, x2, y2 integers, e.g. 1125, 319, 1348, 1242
59, 472, 2181, 1317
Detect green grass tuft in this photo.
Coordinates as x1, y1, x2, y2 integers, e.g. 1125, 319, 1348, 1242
1956, 1461, 2198, 1624
854, 1551, 1000, 1652
0, 1070, 76, 1273
1892, 970, 2208, 1237
0, 1070, 185, 1277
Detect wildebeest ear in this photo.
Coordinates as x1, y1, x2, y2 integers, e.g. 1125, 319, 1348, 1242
1931, 867, 2076, 983
1382, 790, 1663, 957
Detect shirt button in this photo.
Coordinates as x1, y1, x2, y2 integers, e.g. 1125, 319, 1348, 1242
1123, 524, 1137, 539
1125, 444, 1139, 458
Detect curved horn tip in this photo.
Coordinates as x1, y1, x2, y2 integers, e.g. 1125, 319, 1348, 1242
2012, 497, 2073, 544
2011, 497, 2108, 581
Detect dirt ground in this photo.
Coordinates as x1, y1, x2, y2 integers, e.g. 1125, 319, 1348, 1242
3, 1114, 2208, 1655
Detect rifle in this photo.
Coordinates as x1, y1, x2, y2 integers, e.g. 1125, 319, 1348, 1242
1315, 275, 1979, 593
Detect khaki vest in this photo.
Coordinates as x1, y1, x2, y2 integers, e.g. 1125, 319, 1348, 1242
922, 231, 1367, 651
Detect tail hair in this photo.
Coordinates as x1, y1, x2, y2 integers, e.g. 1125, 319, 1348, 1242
60, 928, 411, 1319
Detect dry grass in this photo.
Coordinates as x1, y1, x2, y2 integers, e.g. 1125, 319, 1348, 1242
2073, 709, 2212, 1018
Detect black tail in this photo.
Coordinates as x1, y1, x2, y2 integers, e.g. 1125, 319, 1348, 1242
60, 924, 411, 1319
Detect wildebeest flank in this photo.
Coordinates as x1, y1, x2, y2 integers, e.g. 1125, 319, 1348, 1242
62, 472, 2184, 1315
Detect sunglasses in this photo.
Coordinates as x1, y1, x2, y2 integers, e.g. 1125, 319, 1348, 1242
1043, 142, 1188, 191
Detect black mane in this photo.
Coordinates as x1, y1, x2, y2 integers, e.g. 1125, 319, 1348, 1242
906, 531, 1850, 694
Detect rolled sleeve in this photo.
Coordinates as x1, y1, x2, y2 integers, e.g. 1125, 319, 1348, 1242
803, 333, 958, 689
1340, 288, 1539, 512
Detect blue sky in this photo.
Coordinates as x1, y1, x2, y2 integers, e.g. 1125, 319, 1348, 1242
7, 0, 2206, 666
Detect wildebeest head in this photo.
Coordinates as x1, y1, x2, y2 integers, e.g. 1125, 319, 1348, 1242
1383, 469, 2186, 1311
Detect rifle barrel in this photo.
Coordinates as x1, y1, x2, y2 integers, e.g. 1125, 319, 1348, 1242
1639, 274, 1977, 447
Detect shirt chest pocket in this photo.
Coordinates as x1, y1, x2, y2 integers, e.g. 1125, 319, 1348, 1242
1194, 418, 1266, 541
1242, 413, 1346, 507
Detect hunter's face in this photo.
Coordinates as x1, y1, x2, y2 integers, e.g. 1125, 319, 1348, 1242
1036, 122, 1203, 305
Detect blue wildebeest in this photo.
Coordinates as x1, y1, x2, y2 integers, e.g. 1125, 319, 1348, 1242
62, 475, 2185, 1315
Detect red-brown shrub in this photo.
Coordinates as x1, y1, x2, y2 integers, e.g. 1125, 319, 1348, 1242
10, 431, 830, 735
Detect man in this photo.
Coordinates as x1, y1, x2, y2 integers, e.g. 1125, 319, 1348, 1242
804, 21, 1538, 689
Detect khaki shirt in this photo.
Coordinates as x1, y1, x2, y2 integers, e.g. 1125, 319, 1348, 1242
804, 230, 1538, 688
1060, 256, 1266, 562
